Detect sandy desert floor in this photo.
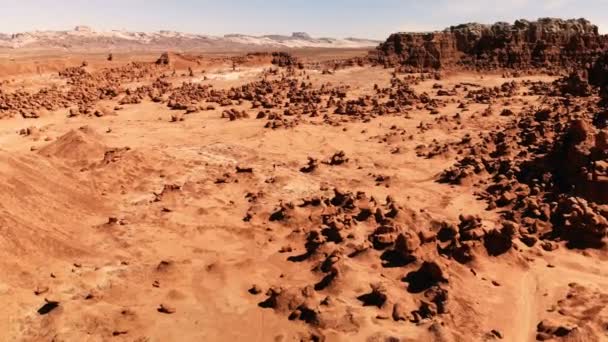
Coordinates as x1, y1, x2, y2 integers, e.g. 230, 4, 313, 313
0, 50, 606, 342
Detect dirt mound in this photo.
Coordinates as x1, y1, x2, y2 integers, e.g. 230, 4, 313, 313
87, 146, 176, 197
38, 126, 107, 162
373, 18, 607, 70
0, 151, 107, 259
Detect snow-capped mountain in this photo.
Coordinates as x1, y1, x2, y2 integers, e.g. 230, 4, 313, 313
0, 26, 379, 51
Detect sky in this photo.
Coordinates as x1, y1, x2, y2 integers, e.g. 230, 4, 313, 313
1, 0, 607, 39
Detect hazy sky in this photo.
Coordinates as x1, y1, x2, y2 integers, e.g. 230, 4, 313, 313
1, 0, 607, 39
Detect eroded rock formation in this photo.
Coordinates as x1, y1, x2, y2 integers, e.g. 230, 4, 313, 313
373, 18, 608, 70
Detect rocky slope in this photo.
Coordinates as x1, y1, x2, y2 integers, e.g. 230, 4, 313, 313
0, 26, 378, 51
373, 18, 608, 70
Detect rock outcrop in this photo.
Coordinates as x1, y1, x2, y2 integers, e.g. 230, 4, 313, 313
588, 50, 608, 102
373, 18, 608, 70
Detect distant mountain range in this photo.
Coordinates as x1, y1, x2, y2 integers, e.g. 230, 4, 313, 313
0, 26, 379, 51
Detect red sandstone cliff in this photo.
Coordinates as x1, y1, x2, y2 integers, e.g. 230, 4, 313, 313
373, 18, 608, 70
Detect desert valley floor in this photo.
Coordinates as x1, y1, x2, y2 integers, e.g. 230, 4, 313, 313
0, 47, 607, 342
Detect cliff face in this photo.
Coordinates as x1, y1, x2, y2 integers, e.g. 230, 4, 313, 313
375, 32, 459, 69
589, 51, 608, 103
374, 18, 608, 69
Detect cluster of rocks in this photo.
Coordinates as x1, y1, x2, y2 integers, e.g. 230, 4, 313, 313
439, 91, 608, 248
207, 77, 352, 127
250, 188, 515, 334
166, 82, 213, 111
271, 52, 304, 69
465, 81, 520, 103
62, 62, 165, 110
307, 56, 368, 72
0, 50, 459, 127
0, 87, 64, 118
0, 61, 167, 118
119, 78, 172, 105
554, 72, 592, 97
328, 75, 452, 120
252, 181, 558, 337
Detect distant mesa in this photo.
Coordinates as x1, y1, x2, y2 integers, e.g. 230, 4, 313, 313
291, 32, 312, 39
74, 25, 93, 32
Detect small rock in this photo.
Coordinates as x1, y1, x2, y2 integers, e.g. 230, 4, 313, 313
37, 300, 59, 315
34, 286, 49, 296
157, 304, 176, 314
248, 284, 262, 295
